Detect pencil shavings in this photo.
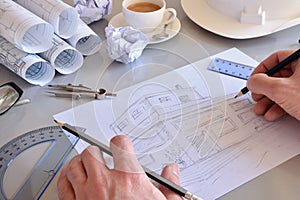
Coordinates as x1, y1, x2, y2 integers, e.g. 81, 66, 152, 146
105, 25, 148, 64
74, 0, 112, 24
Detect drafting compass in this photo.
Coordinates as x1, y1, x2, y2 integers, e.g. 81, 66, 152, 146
47, 83, 117, 100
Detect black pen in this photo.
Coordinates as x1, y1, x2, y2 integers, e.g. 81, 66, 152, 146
54, 120, 203, 200
235, 48, 300, 98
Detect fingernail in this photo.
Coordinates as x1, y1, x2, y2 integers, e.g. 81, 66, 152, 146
87, 145, 102, 158
85, 145, 107, 165
74, 155, 82, 161
168, 163, 179, 177
246, 76, 253, 89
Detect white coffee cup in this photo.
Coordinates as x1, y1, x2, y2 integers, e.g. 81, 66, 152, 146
122, 0, 177, 32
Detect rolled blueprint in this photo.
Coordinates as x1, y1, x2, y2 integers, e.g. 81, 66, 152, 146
39, 34, 84, 74
67, 19, 102, 56
13, 0, 79, 39
0, 0, 54, 53
0, 36, 55, 86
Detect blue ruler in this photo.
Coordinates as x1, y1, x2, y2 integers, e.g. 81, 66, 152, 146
208, 57, 256, 80
0, 126, 81, 200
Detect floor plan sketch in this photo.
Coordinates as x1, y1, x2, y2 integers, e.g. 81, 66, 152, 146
54, 48, 300, 200
0, 0, 53, 53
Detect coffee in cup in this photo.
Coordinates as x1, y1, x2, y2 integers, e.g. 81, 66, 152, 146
122, 0, 177, 32
127, 2, 161, 12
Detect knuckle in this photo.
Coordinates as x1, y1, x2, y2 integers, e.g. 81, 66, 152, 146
68, 157, 80, 170
81, 148, 91, 158
67, 163, 78, 175
112, 172, 136, 188
111, 135, 131, 147
66, 158, 85, 182
269, 80, 287, 100
57, 189, 67, 200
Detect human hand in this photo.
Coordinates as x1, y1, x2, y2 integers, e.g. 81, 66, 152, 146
57, 135, 182, 200
247, 50, 300, 121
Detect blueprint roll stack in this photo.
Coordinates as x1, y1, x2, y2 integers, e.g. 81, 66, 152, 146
0, 36, 55, 86
13, 0, 79, 39
39, 34, 84, 75
67, 19, 102, 56
0, 0, 108, 85
0, 0, 54, 53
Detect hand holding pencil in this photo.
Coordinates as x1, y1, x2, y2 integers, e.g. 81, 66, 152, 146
56, 120, 202, 200
57, 135, 182, 200
56, 49, 300, 200
245, 49, 300, 121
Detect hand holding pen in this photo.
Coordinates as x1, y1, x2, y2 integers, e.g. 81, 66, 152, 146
244, 49, 300, 121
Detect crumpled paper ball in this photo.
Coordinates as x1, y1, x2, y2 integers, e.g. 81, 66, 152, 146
105, 25, 148, 64
74, 0, 112, 24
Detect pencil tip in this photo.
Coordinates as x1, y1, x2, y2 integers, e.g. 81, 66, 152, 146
234, 91, 243, 98
54, 119, 64, 126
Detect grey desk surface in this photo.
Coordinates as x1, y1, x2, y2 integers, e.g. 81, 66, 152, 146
1, 0, 300, 199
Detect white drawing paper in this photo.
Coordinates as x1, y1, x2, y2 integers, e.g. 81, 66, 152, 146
54, 48, 300, 200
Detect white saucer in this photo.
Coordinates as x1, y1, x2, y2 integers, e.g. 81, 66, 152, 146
181, 0, 300, 39
109, 12, 181, 44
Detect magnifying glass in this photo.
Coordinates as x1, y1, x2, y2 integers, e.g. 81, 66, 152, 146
0, 82, 23, 115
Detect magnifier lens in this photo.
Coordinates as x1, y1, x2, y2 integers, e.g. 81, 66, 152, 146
0, 83, 22, 115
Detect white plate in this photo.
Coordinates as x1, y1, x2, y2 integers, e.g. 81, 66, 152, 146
181, 0, 300, 39
109, 12, 181, 44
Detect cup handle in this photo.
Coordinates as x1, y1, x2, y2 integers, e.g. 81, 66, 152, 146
164, 8, 177, 25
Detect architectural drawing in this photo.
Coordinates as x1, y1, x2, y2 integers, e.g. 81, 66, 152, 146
0, 0, 53, 53
108, 83, 286, 199
54, 48, 300, 200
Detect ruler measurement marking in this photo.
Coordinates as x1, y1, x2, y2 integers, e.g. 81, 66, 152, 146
209, 58, 256, 80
